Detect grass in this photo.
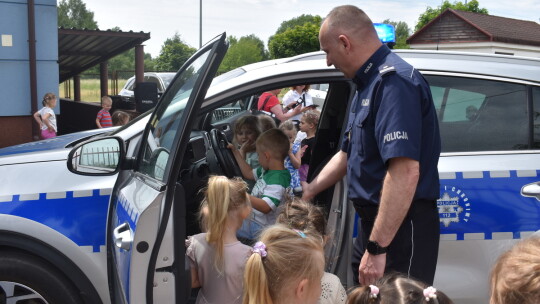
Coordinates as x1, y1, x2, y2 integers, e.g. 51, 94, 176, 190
59, 78, 129, 103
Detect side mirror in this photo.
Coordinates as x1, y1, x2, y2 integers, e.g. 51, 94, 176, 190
67, 137, 125, 176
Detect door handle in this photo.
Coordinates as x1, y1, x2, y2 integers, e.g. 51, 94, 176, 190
521, 182, 540, 201
113, 222, 133, 251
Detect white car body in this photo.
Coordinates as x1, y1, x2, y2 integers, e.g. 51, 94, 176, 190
1, 38, 539, 303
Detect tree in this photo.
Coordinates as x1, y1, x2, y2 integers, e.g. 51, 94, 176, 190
382, 19, 411, 49
268, 22, 320, 59
218, 35, 268, 73
57, 0, 98, 29
415, 0, 488, 31
275, 14, 322, 35
154, 33, 197, 71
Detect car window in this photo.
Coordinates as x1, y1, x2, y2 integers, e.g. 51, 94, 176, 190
534, 86, 540, 149
426, 75, 528, 152
137, 51, 212, 181
211, 97, 248, 123
125, 78, 135, 91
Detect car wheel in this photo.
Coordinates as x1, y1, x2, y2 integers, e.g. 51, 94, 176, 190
0, 251, 82, 304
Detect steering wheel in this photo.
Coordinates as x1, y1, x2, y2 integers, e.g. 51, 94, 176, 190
209, 129, 243, 178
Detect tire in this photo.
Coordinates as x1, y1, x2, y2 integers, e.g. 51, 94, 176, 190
0, 251, 82, 304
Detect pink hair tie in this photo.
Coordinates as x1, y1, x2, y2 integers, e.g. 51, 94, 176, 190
423, 286, 438, 302
252, 241, 267, 258
369, 285, 379, 299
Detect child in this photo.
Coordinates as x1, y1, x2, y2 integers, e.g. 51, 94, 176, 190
233, 115, 262, 170
33, 92, 58, 139
229, 129, 291, 240
112, 110, 130, 126
299, 109, 320, 182
276, 198, 347, 304
96, 96, 113, 128
278, 120, 302, 195
490, 236, 540, 304
257, 115, 277, 133
243, 224, 325, 304
186, 176, 253, 304
347, 272, 454, 304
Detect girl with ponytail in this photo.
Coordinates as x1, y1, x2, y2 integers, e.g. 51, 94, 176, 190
186, 176, 252, 304
243, 224, 325, 304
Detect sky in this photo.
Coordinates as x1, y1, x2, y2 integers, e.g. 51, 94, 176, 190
85, 0, 540, 58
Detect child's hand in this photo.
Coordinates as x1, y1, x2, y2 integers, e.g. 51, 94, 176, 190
47, 125, 55, 132
300, 145, 308, 156
226, 143, 237, 151
240, 140, 255, 154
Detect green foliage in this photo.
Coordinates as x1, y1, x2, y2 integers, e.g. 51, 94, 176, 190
57, 0, 98, 29
415, 0, 488, 31
218, 35, 268, 73
268, 23, 320, 59
275, 14, 322, 35
154, 33, 197, 71
382, 19, 411, 49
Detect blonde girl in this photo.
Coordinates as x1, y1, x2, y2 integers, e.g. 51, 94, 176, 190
278, 120, 302, 194
276, 198, 347, 304
243, 224, 325, 304
33, 93, 58, 139
186, 176, 253, 304
347, 272, 453, 304
299, 109, 320, 182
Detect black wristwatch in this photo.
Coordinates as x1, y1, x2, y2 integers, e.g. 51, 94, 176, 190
366, 240, 388, 255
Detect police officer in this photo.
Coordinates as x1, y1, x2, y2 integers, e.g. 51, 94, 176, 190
302, 5, 441, 286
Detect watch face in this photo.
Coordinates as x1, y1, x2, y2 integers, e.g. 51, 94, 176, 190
367, 241, 378, 254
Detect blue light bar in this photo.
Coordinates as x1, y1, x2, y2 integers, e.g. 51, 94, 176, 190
373, 23, 396, 43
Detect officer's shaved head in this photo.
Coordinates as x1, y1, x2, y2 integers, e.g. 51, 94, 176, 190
324, 5, 379, 44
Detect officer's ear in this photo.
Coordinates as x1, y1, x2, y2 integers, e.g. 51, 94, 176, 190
338, 34, 351, 52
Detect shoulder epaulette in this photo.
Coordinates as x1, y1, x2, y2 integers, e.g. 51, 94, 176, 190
379, 65, 396, 76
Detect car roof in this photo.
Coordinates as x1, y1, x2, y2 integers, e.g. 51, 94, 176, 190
204, 49, 540, 104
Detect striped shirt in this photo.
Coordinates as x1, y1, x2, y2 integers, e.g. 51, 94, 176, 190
97, 109, 113, 127
250, 167, 290, 227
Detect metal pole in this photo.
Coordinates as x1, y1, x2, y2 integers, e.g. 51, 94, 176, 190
199, 0, 202, 48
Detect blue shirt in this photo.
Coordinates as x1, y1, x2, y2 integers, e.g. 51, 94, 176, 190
341, 45, 441, 206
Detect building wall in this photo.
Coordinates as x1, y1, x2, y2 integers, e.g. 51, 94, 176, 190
409, 42, 540, 58
0, 0, 58, 148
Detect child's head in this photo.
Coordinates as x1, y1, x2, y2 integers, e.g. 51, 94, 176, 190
278, 120, 297, 144
243, 224, 325, 304
347, 272, 453, 304
112, 111, 130, 126
101, 96, 113, 111
42, 93, 57, 108
299, 110, 320, 133
255, 129, 290, 166
276, 198, 327, 241
258, 115, 277, 133
490, 236, 540, 304
201, 176, 251, 272
233, 115, 261, 147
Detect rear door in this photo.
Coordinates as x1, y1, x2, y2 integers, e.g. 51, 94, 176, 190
107, 33, 228, 304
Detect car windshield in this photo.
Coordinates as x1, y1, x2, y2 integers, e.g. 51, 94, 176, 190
160, 73, 176, 88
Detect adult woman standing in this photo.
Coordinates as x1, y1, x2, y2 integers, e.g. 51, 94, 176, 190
257, 88, 303, 123
282, 85, 314, 125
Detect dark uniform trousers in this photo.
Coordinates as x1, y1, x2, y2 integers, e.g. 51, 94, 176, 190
351, 199, 440, 285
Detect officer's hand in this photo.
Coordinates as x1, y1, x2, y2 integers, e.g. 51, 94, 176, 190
359, 252, 386, 286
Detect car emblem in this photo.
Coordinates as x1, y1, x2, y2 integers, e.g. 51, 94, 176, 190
438, 186, 472, 227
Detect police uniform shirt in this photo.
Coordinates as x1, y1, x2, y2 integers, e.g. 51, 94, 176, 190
341, 45, 441, 207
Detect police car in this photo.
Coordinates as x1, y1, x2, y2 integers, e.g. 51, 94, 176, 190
0, 33, 539, 303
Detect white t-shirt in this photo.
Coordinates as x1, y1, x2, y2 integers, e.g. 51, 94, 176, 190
282, 90, 313, 121
38, 107, 57, 132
